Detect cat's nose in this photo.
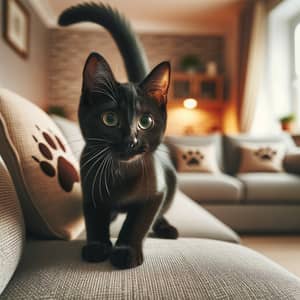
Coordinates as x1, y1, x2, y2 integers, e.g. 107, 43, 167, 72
128, 137, 138, 148
124, 136, 138, 149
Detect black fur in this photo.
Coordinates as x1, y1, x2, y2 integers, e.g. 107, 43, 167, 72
58, 2, 148, 82
58, 4, 178, 269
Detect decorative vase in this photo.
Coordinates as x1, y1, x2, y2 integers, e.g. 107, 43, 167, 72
206, 61, 217, 76
281, 122, 294, 132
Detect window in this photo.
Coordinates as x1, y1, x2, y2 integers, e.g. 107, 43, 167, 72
295, 24, 300, 77
293, 23, 300, 128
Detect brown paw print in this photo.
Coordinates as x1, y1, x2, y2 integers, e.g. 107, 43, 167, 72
182, 150, 204, 166
32, 125, 79, 192
254, 147, 277, 161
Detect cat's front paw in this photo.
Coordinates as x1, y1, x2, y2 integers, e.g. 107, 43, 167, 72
82, 241, 112, 262
110, 245, 143, 269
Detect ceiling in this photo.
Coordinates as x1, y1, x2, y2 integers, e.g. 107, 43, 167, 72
29, 0, 244, 34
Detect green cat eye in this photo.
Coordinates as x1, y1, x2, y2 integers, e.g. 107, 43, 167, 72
138, 114, 154, 130
101, 111, 119, 127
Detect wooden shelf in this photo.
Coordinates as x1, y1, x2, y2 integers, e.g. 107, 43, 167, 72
169, 72, 224, 105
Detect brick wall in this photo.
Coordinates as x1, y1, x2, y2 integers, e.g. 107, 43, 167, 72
48, 29, 224, 134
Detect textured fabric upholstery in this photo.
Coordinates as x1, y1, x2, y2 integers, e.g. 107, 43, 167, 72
165, 134, 223, 170
78, 190, 240, 243
223, 134, 296, 175
238, 173, 300, 203
0, 158, 25, 294
178, 173, 243, 203
3, 239, 300, 299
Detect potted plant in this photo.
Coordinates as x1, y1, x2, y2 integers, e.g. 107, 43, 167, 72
279, 114, 296, 132
180, 55, 202, 73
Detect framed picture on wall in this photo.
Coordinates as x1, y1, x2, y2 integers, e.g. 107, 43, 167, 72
3, 0, 30, 58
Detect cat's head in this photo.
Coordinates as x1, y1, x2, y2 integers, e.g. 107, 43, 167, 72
79, 52, 170, 162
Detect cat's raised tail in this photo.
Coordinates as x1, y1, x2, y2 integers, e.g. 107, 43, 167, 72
58, 2, 149, 83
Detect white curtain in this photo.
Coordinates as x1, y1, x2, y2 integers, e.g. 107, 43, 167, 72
239, 0, 267, 133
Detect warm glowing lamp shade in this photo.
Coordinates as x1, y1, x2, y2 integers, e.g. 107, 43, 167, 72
183, 98, 198, 109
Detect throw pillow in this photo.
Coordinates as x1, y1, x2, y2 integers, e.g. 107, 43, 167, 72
238, 143, 285, 173
0, 88, 84, 240
175, 144, 220, 173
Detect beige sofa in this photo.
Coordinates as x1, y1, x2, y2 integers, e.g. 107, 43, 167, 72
2, 155, 300, 299
2, 90, 300, 298
166, 134, 300, 233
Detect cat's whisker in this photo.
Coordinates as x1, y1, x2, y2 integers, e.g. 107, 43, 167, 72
91, 156, 107, 207
103, 155, 111, 197
103, 154, 112, 196
98, 153, 110, 201
82, 151, 109, 186
81, 147, 109, 170
109, 157, 114, 183
80, 145, 103, 157
81, 151, 106, 172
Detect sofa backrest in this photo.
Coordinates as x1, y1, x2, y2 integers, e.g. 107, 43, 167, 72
0, 157, 25, 295
51, 115, 85, 160
223, 133, 296, 175
164, 134, 223, 170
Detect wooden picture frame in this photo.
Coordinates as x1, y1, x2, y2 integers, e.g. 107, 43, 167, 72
2, 0, 30, 58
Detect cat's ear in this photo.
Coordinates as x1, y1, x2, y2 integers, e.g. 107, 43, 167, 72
139, 61, 171, 105
82, 52, 115, 93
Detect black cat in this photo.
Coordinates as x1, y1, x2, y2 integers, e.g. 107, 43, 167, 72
59, 3, 178, 269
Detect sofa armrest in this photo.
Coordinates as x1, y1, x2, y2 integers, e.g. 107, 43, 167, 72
284, 149, 300, 175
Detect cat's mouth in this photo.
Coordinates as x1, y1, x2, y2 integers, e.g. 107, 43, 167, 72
112, 142, 148, 162
115, 146, 147, 162
117, 150, 146, 162
119, 153, 143, 163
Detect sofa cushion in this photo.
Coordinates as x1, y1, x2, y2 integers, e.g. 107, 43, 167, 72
165, 134, 223, 170
0, 157, 25, 294
3, 239, 300, 299
0, 89, 84, 240
239, 143, 285, 173
78, 190, 240, 243
177, 173, 243, 203
238, 173, 300, 203
224, 134, 295, 175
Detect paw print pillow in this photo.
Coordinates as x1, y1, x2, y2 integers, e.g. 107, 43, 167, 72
238, 143, 286, 173
0, 89, 84, 240
175, 144, 220, 173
